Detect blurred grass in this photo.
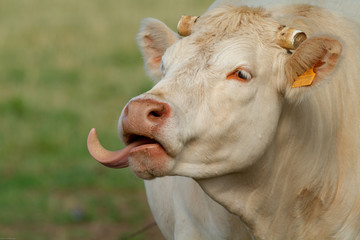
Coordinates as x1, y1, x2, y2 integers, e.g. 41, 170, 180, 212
0, 0, 209, 239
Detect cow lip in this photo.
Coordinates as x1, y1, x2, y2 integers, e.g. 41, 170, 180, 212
126, 135, 169, 155
130, 142, 162, 154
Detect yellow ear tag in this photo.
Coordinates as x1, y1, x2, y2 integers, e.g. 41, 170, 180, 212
292, 65, 316, 88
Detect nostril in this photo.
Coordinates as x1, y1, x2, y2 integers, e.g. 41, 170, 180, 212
147, 104, 169, 122
148, 108, 166, 121
149, 110, 162, 118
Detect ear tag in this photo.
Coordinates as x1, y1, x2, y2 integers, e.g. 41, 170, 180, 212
292, 65, 316, 88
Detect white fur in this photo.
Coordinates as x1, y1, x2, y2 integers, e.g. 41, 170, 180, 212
145, 177, 252, 239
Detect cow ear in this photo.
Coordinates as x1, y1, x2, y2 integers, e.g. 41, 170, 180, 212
283, 36, 342, 101
137, 18, 180, 82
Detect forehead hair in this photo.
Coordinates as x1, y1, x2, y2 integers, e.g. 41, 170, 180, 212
191, 6, 279, 46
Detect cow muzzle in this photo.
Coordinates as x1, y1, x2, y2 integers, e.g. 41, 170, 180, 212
121, 99, 171, 143
87, 98, 174, 179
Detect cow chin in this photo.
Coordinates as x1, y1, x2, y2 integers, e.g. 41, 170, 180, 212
128, 142, 174, 179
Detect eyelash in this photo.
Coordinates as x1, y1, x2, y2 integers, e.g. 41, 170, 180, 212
227, 68, 252, 82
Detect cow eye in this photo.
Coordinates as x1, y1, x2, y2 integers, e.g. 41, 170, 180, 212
227, 68, 252, 82
236, 70, 251, 80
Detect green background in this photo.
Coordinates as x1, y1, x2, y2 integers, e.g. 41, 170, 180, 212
0, 0, 210, 239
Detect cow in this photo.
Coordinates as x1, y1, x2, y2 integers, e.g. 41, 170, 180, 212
88, 1, 360, 239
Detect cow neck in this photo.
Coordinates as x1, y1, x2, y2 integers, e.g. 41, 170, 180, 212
198, 91, 360, 239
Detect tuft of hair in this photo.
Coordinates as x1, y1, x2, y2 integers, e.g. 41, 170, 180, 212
190, 5, 279, 48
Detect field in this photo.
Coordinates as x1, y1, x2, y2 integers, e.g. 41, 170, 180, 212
0, 0, 210, 239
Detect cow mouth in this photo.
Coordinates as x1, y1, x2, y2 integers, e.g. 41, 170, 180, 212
87, 128, 170, 171
126, 134, 174, 179
126, 135, 165, 155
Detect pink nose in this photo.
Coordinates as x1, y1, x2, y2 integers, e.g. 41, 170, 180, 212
121, 99, 171, 141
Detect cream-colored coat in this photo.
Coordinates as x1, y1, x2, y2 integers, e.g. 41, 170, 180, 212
145, 177, 252, 239
90, 1, 360, 239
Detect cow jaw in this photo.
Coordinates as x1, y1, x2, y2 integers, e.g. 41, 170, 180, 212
128, 140, 173, 179
123, 131, 176, 179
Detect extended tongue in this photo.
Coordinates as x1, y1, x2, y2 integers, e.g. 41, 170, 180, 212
87, 128, 143, 169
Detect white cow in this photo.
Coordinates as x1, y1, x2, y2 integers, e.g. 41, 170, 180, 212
88, 1, 360, 239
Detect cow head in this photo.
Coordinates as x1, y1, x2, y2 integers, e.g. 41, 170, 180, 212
88, 6, 342, 180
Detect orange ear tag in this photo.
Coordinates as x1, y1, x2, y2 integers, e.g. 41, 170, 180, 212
292, 65, 316, 88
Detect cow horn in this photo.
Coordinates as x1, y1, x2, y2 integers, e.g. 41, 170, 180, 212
276, 26, 307, 50
177, 16, 199, 37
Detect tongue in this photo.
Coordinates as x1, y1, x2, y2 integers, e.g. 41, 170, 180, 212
87, 128, 144, 169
